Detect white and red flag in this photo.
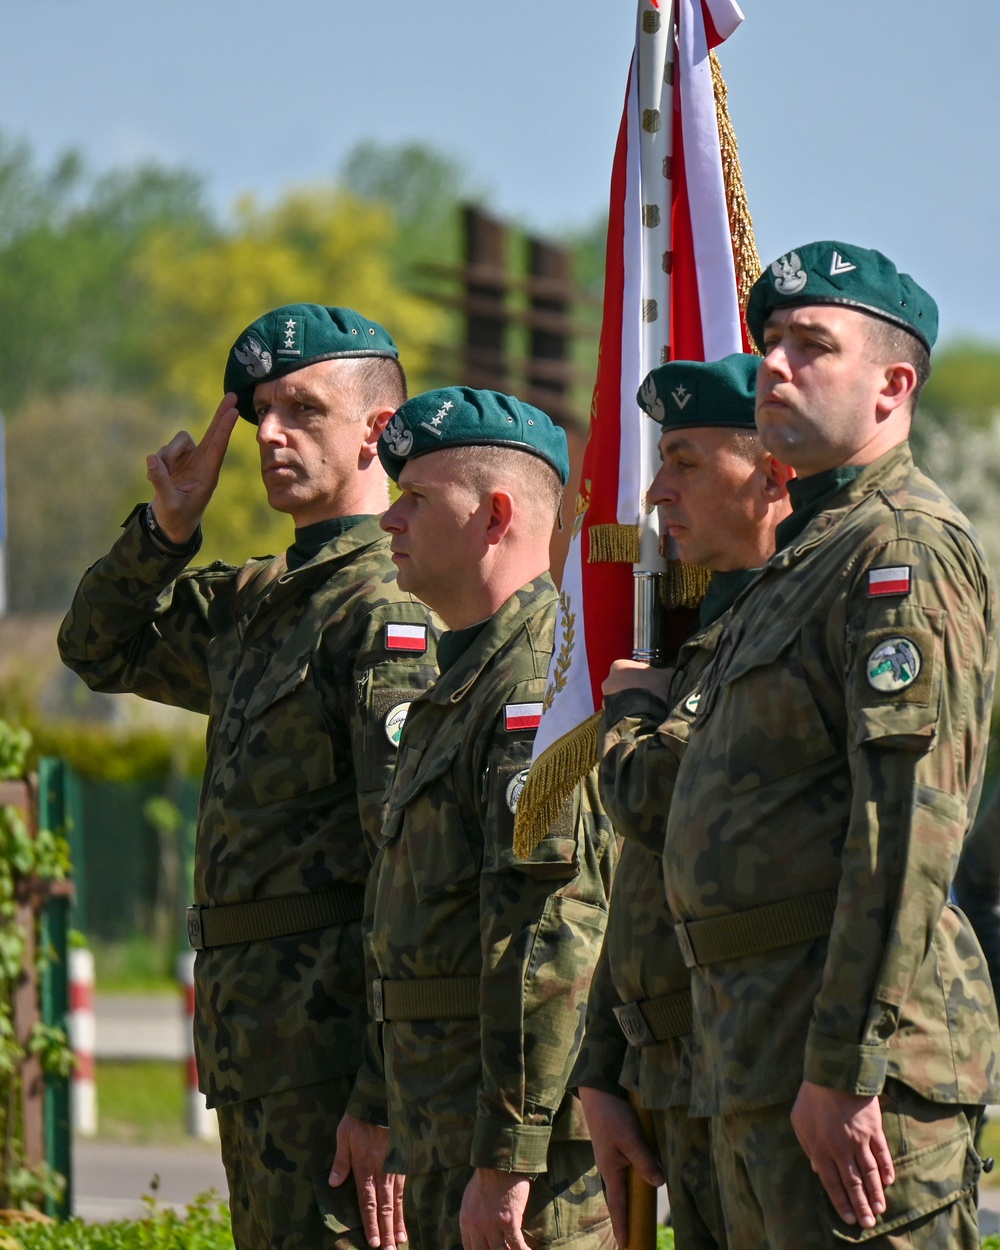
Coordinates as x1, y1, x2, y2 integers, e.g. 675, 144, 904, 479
515, 0, 758, 851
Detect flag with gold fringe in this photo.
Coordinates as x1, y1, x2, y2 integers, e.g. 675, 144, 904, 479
514, 0, 760, 857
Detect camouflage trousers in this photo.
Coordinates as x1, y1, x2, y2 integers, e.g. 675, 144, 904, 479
649, 1105, 727, 1249
710, 1081, 983, 1249
400, 1142, 614, 1249
217, 1075, 366, 1250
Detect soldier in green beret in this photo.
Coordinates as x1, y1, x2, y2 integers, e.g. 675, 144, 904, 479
335, 387, 617, 1249
572, 352, 793, 1250
660, 243, 1000, 1247
58, 304, 440, 1250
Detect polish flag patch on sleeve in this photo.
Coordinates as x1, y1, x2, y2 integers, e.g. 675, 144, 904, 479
503, 702, 543, 732
867, 566, 911, 597
385, 623, 428, 653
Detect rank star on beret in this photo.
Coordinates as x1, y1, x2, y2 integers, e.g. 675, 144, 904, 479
378, 387, 570, 485
224, 303, 399, 422
637, 353, 759, 431
746, 241, 938, 353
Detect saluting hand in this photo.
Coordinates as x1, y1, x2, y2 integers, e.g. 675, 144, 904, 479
791, 1080, 894, 1231
145, 393, 240, 545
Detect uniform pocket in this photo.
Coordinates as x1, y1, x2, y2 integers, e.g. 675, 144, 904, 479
829, 1082, 981, 1242
717, 623, 836, 794
244, 652, 337, 806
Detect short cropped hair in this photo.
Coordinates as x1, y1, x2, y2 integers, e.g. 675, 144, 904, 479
348, 355, 408, 416
448, 444, 564, 534
726, 428, 763, 465
864, 319, 931, 407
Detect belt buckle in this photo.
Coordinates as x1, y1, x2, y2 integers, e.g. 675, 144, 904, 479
372, 978, 385, 1024
186, 905, 205, 951
612, 1001, 655, 1047
674, 920, 698, 969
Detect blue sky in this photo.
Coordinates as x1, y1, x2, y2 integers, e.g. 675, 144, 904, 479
3, 1, 998, 342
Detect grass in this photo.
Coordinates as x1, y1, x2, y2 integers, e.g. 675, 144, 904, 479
91, 1061, 215, 1150
89, 938, 179, 995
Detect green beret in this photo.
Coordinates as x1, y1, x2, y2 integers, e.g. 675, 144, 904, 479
746, 241, 937, 353
378, 387, 570, 485
637, 353, 758, 431
224, 303, 399, 422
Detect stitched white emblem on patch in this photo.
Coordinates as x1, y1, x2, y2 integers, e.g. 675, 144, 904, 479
683, 690, 701, 715
671, 384, 692, 410
770, 251, 807, 295
639, 376, 665, 423
384, 702, 411, 748
383, 413, 413, 457
419, 399, 454, 438
506, 768, 529, 813
866, 637, 921, 693
233, 334, 273, 378
829, 251, 857, 276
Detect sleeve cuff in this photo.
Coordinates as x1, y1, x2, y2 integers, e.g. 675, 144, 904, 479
470, 1118, 553, 1174
803, 1029, 888, 1096
602, 688, 672, 730
345, 1067, 389, 1128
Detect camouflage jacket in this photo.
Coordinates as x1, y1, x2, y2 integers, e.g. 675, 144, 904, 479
663, 443, 1000, 1115
347, 576, 616, 1175
954, 786, 1000, 1007
57, 508, 439, 1105
571, 617, 723, 1111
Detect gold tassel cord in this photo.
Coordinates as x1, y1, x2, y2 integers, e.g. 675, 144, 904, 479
665, 560, 713, 610
588, 523, 640, 565
710, 50, 762, 350
512, 712, 603, 858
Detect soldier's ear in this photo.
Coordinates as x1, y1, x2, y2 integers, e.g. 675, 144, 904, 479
361, 407, 395, 462
484, 489, 515, 547
761, 454, 794, 498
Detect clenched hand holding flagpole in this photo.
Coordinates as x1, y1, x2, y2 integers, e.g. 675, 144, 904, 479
514, 1, 760, 1244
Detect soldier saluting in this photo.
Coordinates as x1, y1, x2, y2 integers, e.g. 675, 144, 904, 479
58, 305, 440, 1250
662, 244, 1000, 1247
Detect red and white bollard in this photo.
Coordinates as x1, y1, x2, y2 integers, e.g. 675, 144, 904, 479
69, 947, 97, 1136
177, 951, 217, 1139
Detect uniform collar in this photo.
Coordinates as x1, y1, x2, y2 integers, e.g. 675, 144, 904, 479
768, 442, 914, 571
426, 574, 558, 706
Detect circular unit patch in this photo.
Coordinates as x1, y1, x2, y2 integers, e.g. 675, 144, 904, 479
683, 690, 701, 715
866, 637, 921, 693
506, 768, 530, 814
384, 702, 411, 747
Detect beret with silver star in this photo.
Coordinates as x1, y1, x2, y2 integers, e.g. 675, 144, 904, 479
224, 303, 399, 422
746, 241, 938, 353
378, 386, 570, 485
637, 353, 758, 431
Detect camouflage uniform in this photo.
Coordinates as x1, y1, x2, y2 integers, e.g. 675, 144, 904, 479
347, 575, 616, 1250
954, 786, 1000, 1007
572, 608, 730, 1250
661, 444, 1000, 1247
58, 507, 439, 1249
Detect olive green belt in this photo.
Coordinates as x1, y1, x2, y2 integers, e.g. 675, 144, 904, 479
674, 888, 838, 969
372, 976, 480, 1023
613, 989, 693, 1047
186, 884, 366, 950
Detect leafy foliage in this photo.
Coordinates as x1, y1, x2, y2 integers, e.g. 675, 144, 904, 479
0, 720, 72, 1210
0, 1191, 234, 1249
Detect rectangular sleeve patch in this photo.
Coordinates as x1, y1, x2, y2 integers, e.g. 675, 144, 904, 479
867, 566, 911, 597
384, 623, 428, 653
503, 702, 543, 732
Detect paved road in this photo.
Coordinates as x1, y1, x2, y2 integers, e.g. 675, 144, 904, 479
81, 995, 1000, 1232
74, 1139, 227, 1220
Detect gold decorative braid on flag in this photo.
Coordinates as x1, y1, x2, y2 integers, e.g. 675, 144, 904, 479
665, 559, 713, 609
711, 50, 761, 347
588, 523, 640, 564
512, 711, 602, 858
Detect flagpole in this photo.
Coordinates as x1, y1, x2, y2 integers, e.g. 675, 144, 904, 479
633, 0, 674, 665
